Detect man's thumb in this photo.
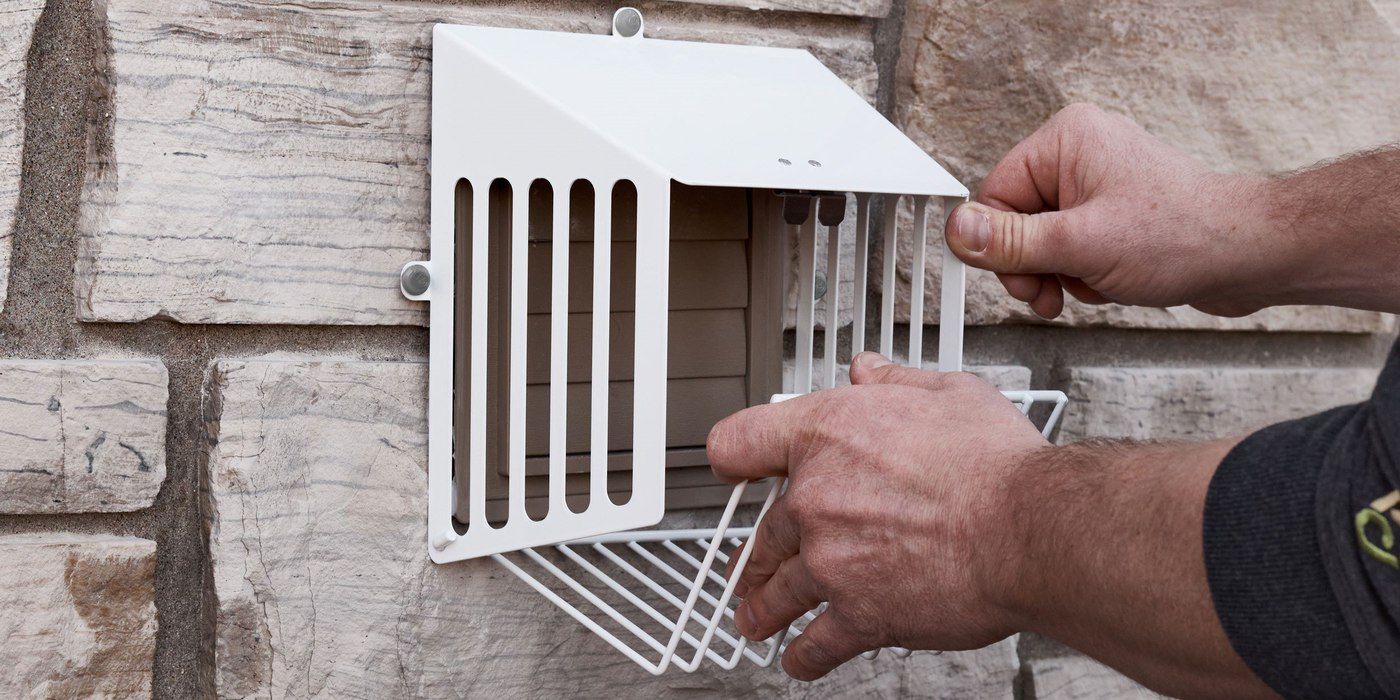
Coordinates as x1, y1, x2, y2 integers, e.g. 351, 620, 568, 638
945, 202, 1070, 274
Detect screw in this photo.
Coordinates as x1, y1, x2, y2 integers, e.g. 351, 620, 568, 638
401, 262, 431, 296
778, 158, 792, 166
613, 7, 643, 38
432, 529, 458, 551
814, 273, 828, 301
808, 160, 822, 167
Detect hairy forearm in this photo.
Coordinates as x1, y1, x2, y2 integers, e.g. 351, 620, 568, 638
1251, 146, 1400, 313
997, 439, 1274, 698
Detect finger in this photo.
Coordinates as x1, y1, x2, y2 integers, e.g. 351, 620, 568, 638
731, 496, 802, 598
977, 120, 1063, 214
946, 202, 1079, 277
735, 557, 823, 641
977, 102, 1108, 214
1028, 277, 1065, 319
707, 395, 823, 484
848, 351, 955, 391
997, 272, 1044, 303
782, 611, 869, 681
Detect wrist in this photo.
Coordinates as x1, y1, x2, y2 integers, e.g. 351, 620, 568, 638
1202, 154, 1400, 314
978, 444, 1062, 635
1191, 173, 1294, 314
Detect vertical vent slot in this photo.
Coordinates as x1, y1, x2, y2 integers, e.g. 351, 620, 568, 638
850, 194, 870, 358
907, 196, 929, 369
525, 179, 556, 522
566, 180, 597, 514
484, 179, 515, 521
609, 181, 638, 505
878, 194, 900, 358
789, 196, 817, 394
817, 194, 846, 389
590, 181, 614, 508
451, 178, 474, 536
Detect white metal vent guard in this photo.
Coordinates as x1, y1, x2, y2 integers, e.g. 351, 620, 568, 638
401, 10, 1070, 675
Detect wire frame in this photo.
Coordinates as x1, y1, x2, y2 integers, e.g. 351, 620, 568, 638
492, 190, 1070, 673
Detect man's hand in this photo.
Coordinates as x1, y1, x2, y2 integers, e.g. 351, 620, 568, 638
945, 103, 1339, 319
709, 353, 1271, 697
706, 353, 1046, 680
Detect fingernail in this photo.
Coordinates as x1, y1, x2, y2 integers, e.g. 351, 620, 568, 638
954, 205, 991, 253
854, 351, 891, 370
737, 605, 757, 639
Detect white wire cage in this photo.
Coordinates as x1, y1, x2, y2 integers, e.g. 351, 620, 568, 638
401, 9, 1069, 675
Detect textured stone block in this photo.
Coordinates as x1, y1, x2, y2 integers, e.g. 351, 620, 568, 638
205, 358, 1018, 697
0, 1, 45, 315
0, 360, 168, 514
671, 0, 891, 17
892, 0, 1400, 332
0, 534, 157, 697
1024, 657, 1162, 699
81, 1, 877, 325
1059, 366, 1379, 442
1375, 0, 1400, 27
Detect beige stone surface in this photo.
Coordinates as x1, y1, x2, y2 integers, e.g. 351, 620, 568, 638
1059, 366, 1379, 442
1024, 657, 1162, 700
0, 1, 45, 315
893, 0, 1400, 332
1370, 0, 1400, 30
672, 0, 891, 17
0, 533, 157, 697
81, 1, 878, 325
0, 359, 168, 514
205, 357, 1018, 697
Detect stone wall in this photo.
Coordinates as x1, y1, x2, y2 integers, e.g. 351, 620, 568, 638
0, 0, 1395, 697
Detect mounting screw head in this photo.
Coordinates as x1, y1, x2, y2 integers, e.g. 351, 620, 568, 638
401, 262, 431, 297
613, 7, 644, 38
431, 529, 458, 551
814, 273, 828, 301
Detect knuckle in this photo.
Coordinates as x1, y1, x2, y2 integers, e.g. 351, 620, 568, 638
746, 588, 774, 623
834, 610, 882, 647
785, 489, 821, 526
995, 211, 1033, 269
801, 544, 843, 587
1057, 101, 1104, 128
800, 633, 843, 667
784, 484, 834, 526
705, 414, 739, 457
1040, 212, 1070, 250
772, 568, 806, 607
942, 371, 984, 393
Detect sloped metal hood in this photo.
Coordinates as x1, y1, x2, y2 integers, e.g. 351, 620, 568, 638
433, 22, 967, 197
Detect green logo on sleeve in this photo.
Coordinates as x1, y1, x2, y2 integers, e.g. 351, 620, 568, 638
1356, 490, 1400, 570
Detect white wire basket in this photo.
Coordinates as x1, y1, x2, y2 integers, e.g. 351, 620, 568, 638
491, 390, 1067, 674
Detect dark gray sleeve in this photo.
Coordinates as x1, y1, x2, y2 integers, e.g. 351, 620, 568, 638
1203, 345, 1400, 700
